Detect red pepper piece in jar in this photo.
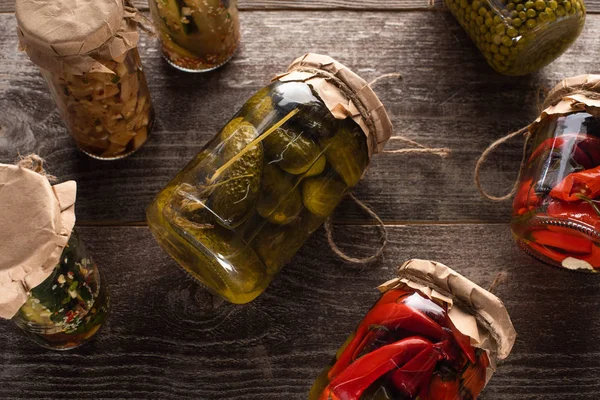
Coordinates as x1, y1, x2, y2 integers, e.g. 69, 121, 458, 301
530, 230, 593, 254
320, 337, 432, 400
423, 372, 461, 400
546, 199, 600, 228
328, 302, 447, 380
513, 179, 540, 216
390, 340, 451, 398
460, 351, 489, 399
446, 316, 476, 364
550, 165, 600, 202
528, 134, 597, 169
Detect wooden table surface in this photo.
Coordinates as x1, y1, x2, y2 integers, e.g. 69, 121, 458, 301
2, 1, 600, 399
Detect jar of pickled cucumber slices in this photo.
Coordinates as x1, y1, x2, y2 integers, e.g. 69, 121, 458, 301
0, 159, 109, 350
148, 0, 240, 72
512, 75, 600, 272
446, 0, 586, 75
309, 260, 517, 400
16, 0, 154, 160
147, 54, 392, 304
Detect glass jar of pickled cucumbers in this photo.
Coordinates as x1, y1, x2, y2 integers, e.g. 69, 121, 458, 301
13, 231, 110, 350
511, 75, 600, 271
40, 49, 154, 159
16, 0, 154, 159
309, 259, 517, 400
147, 54, 392, 304
148, 0, 240, 72
446, 0, 586, 75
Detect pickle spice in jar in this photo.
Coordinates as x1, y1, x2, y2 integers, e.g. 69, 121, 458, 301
0, 159, 109, 350
511, 75, 600, 272
147, 54, 393, 304
310, 259, 517, 400
446, 0, 586, 75
147, 0, 240, 72
15, 0, 155, 160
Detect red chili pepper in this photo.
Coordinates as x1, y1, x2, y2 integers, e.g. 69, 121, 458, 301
550, 165, 600, 202
376, 288, 411, 306
513, 179, 540, 216
320, 337, 432, 400
328, 302, 447, 380
530, 230, 593, 254
423, 372, 461, 400
351, 325, 391, 362
390, 340, 450, 398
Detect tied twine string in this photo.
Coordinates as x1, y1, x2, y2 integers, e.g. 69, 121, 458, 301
15, 154, 57, 182
323, 72, 450, 263
487, 271, 508, 295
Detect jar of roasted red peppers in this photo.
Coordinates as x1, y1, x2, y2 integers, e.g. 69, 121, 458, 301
0, 159, 109, 350
147, 54, 392, 304
512, 75, 600, 272
310, 259, 517, 400
16, 0, 154, 159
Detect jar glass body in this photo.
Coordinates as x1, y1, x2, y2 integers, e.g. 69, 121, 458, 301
512, 111, 600, 271
445, 0, 585, 75
147, 81, 369, 304
309, 287, 490, 400
40, 48, 154, 160
148, 0, 240, 72
13, 230, 110, 350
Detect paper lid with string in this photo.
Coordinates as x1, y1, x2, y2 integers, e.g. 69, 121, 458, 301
15, 0, 145, 75
274, 53, 394, 158
0, 158, 76, 319
379, 259, 517, 370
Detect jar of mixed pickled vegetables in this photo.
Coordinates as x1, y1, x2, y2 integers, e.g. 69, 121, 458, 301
309, 259, 517, 400
148, 0, 240, 72
16, 0, 154, 159
147, 54, 392, 304
0, 159, 109, 349
512, 75, 600, 272
446, 0, 585, 75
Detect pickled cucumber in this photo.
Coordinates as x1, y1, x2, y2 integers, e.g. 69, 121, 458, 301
302, 176, 346, 217
320, 121, 369, 187
209, 118, 263, 228
263, 126, 322, 175
305, 155, 326, 177
256, 163, 302, 225
272, 82, 337, 138
242, 86, 278, 129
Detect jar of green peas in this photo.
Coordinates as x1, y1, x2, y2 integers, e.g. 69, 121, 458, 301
445, 0, 586, 75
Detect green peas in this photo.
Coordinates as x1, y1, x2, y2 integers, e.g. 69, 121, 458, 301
535, 0, 546, 10
493, 35, 502, 44
519, 10, 527, 19
502, 36, 514, 47
516, 4, 525, 11
513, 17, 523, 27
507, 26, 519, 37
472, 0, 481, 9
479, 7, 488, 16
526, 18, 537, 28
548, 0, 558, 9
524, 1, 534, 9
490, 43, 499, 53
526, 8, 537, 17
485, 17, 494, 27
495, 23, 506, 34
539, 11, 549, 21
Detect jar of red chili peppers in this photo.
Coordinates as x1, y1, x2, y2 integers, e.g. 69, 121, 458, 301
0, 157, 109, 350
309, 259, 517, 400
511, 75, 600, 271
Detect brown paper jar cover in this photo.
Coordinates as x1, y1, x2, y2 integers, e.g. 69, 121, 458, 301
379, 259, 517, 363
275, 53, 393, 158
0, 164, 76, 319
15, 0, 141, 75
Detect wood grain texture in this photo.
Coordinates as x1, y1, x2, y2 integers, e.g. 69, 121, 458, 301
2, 0, 600, 13
2, 11, 600, 224
1, 224, 599, 399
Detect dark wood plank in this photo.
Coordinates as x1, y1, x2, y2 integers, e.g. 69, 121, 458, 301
2, 11, 600, 224
1, 224, 599, 399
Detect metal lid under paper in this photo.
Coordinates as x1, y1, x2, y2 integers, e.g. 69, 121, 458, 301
379, 259, 517, 362
15, 0, 142, 75
0, 164, 76, 319
274, 53, 393, 158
